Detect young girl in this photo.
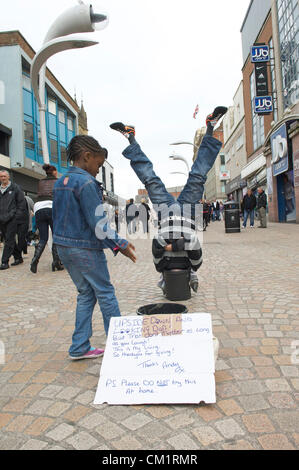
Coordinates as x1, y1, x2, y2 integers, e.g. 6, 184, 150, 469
52, 135, 136, 360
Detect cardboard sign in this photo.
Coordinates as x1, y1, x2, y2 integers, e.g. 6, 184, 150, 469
94, 313, 216, 405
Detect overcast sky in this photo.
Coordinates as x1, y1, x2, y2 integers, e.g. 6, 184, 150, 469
1, 0, 250, 199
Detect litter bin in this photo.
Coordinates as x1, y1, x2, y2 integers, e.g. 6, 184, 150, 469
163, 269, 191, 301
137, 303, 188, 315
224, 201, 240, 233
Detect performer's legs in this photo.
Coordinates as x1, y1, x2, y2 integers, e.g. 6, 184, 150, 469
110, 123, 176, 221
177, 135, 222, 207
177, 107, 227, 212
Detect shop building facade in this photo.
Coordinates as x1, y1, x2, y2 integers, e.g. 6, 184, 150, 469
0, 31, 79, 197
241, 0, 299, 223
223, 81, 247, 203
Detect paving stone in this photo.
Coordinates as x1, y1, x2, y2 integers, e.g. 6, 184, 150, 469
66, 431, 98, 450
38, 385, 64, 398
214, 418, 246, 439
122, 413, 152, 430
63, 405, 90, 423
25, 399, 53, 415
78, 412, 107, 430
195, 405, 223, 422
238, 380, 266, 395
46, 423, 75, 441
112, 435, 143, 450
265, 378, 292, 392
20, 439, 48, 450
238, 394, 270, 412
24, 417, 54, 436
217, 399, 244, 416
0, 413, 14, 429
221, 439, 255, 450
242, 413, 275, 433
258, 434, 295, 450
280, 366, 299, 377
6, 415, 35, 432
95, 421, 125, 440
167, 433, 200, 450
229, 357, 253, 368
145, 406, 174, 419
267, 393, 296, 409
192, 425, 223, 446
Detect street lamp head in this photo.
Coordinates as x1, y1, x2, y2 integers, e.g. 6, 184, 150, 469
44, 3, 109, 43
90, 5, 109, 31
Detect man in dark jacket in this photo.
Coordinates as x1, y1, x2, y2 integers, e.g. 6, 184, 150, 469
139, 198, 151, 233
242, 188, 257, 228
257, 187, 267, 228
0, 170, 25, 269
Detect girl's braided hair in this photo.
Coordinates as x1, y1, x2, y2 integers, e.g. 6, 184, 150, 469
67, 135, 108, 163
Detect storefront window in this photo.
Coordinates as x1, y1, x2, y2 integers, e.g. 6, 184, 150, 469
269, 38, 278, 121
277, 0, 299, 108
60, 145, 68, 167
48, 98, 57, 115
58, 109, 66, 124
50, 139, 58, 163
24, 121, 35, 150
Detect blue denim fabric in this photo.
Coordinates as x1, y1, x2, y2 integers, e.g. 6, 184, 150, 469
57, 246, 121, 355
122, 135, 222, 218
52, 166, 128, 251
243, 209, 255, 227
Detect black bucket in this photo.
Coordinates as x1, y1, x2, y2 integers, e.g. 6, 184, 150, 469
137, 303, 188, 316
163, 269, 191, 301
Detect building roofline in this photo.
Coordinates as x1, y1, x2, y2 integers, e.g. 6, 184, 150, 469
0, 30, 79, 112
240, 0, 254, 33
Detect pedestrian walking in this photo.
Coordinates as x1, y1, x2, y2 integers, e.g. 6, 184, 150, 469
110, 105, 227, 295
139, 198, 151, 233
215, 200, 220, 221
257, 187, 267, 228
203, 199, 209, 231
52, 134, 136, 359
24, 194, 34, 251
242, 188, 257, 228
11, 193, 32, 262
126, 198, 138, 234
30, 164, 64, 273
0, 170, 25, 270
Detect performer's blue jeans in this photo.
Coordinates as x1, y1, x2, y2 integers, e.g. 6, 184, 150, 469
122, 135, 222, 220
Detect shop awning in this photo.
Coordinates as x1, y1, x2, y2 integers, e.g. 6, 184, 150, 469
241, 153, 266, 179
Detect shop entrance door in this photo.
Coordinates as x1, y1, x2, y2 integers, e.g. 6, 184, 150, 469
277, 171, 296, 222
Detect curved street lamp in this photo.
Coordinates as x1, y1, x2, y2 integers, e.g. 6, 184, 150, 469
31, 1, 108, 163
170, 171, 188, 177
169, 154, 190, 173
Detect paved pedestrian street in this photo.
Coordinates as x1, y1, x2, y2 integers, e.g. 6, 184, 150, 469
0, 221, 299, 451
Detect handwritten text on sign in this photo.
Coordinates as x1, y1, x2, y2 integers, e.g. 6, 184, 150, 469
94, 313, 216, 405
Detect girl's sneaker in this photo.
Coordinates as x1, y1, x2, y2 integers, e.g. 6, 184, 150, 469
69, 347, 104, 360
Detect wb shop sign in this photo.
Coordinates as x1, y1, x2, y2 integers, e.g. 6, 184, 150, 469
251, 44, 273, 114
270, 124, 289, 177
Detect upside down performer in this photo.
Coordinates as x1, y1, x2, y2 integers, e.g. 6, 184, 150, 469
110, 106, 227, 294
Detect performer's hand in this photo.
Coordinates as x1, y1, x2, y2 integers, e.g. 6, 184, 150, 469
120, 243, 137, 263
165, 244, 173, 252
